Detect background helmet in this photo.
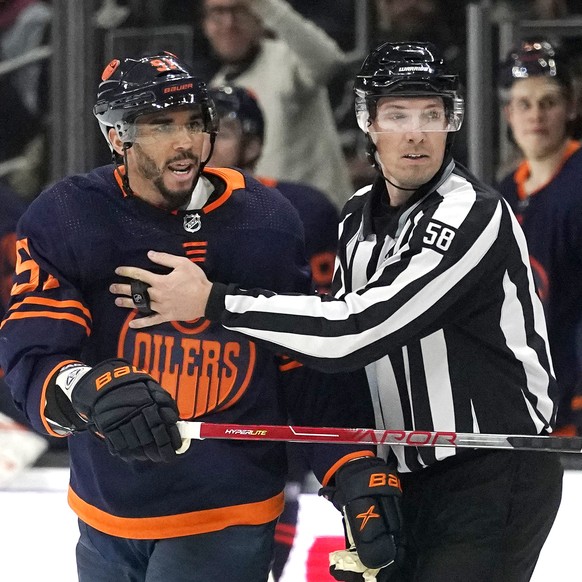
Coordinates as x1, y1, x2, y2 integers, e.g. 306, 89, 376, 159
354, 41, 464, 133
207, 85, 265, 142
93, 52, 218, 147
498, 39, 573, 94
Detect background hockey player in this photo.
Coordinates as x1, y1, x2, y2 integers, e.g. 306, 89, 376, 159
497, 39, 582, 438
207, 84, 340, 579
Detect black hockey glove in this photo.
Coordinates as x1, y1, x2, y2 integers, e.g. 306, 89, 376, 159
70, 359, 181, 462
320, 457, 404, 580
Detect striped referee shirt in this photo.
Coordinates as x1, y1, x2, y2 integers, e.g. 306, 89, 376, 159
207, 157, 558, 472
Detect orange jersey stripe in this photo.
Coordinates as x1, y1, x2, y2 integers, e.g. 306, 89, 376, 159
274, 532, 295, 545
276, 523, 297, 534
0, 310, 91, 336
515, 139, 581, 200
68, 487, 285, 539
278, 360, 303, 372
113, 166, 129, 197
183, 242, 208, 248
8, 296, 92, 321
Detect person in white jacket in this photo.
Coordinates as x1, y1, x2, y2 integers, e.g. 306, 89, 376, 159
202, 0, 354, 209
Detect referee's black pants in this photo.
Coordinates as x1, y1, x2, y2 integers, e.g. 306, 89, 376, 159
395, 449, 563, 582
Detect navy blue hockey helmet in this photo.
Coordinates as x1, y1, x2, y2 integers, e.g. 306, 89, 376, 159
354, 41, 464, 133
207, 85, 265, 142
93, 52, 218, 147
499, 39, 573, 93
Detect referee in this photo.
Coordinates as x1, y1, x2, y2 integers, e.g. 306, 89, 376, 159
113, 42, 563, 582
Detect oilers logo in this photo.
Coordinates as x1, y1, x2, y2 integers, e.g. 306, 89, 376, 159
118, 312, 257, 419
183, 213, 201, 233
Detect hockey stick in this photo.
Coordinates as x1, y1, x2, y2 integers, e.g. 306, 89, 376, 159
176, 421, 582, 454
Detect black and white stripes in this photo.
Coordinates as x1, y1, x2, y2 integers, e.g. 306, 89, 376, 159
215, 162, 558, 473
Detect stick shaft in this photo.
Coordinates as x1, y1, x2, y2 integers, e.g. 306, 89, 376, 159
176, 421, 582, 453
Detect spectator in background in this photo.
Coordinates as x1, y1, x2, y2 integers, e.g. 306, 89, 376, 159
491, 0, 571, 22
201, 0, 354, 209
285, 0, 356, 52
0, 0, 52, 200
0, 78, 39, 167
0, 0, 51, 116
497, 39, 582, 436
207, 85, 339, 580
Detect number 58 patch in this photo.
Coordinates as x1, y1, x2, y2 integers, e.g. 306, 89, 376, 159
422, 220, 456, 252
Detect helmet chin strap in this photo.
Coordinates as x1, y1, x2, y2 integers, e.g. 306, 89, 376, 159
383, 174, 418, 192
366, 134, 418, 193
120, 144, 134, 195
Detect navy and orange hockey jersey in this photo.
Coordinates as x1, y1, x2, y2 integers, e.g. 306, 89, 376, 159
498, 141, 582, 432
0, 166, 374, 539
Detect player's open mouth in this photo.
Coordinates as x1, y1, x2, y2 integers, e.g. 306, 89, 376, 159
168, 162, 194, 175
403, 154, 427, 159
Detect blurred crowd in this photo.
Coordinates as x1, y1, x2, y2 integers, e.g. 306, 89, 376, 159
2, 0, 582, 203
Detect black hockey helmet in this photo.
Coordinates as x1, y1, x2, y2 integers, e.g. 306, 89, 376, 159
93, 52, 218, 147
354, 41, 464, 133
208, 85, 265, 142
498, 39, 573, 93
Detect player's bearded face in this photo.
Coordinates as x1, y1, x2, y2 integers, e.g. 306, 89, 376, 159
126, 107, 208, 210
133, 144, 200, 209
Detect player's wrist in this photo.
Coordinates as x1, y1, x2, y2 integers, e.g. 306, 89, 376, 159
44, 362, 93, 434
55, 363, 92, 406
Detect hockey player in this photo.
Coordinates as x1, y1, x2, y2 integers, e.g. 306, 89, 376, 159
207, 85, 339, 579
112, 42, 564, 581
497, 39, 582, 436
0, 53, 399, 582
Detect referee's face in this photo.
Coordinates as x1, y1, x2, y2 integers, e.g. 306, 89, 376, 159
370, 96, 448, 192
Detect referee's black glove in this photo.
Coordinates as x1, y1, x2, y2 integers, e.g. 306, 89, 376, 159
71, 359, 181, 462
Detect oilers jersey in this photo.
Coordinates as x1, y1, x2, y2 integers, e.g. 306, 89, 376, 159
498, 141, 582, 431
0, 165, 373, 539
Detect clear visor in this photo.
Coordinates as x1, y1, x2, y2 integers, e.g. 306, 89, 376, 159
118, 116, 208, 146
356, 94, 464, 134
